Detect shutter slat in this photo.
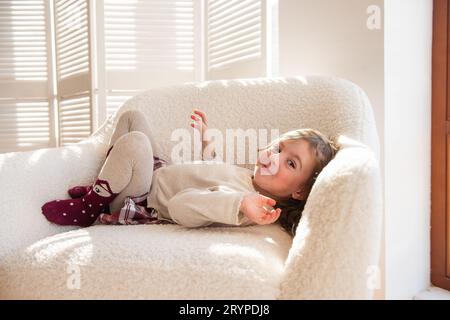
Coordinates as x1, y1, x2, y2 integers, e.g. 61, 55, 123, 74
0, 0, 48, 81
104, 0, 196, 116
209, 30, 260, 54
55, 0, 90, 80
106, 93, 134, 116
104, 0, 195, 70
207, 0, 263, 71
0, 101, 51, 147
209, 0, 259, 29
0, 0, 52, 152
59, 94, 91, 145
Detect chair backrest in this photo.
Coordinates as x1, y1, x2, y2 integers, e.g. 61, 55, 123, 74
92, 76, 379, 169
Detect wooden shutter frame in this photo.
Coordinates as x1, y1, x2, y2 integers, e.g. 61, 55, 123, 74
0, 0, 56, 152
53, 0, 93, 146
431, 0, 450, 291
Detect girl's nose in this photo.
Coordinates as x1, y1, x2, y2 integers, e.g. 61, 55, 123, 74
266, 150, 280, 174
269, 152, 280, 168
258, 149, 271, 166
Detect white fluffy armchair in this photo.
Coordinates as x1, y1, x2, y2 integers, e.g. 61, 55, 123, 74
0, 76, 382, 299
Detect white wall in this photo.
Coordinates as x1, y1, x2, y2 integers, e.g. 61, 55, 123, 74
277, 0, 385, 298
278, 0, 384, 164
384, 0, 432, 299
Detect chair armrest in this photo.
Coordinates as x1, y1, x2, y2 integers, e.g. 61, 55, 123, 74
0, 141, 107, 259
278, 137, 383, 299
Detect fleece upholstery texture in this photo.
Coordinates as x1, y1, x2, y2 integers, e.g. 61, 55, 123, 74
0, 76, 382, 299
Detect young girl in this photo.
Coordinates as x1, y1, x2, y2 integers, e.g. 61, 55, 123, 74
41, 109, 339, 236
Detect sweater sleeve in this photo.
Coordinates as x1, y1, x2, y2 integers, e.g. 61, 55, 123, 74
167, 186, 249, 227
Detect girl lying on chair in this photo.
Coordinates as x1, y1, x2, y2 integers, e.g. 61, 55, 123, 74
41, 109, 339, 236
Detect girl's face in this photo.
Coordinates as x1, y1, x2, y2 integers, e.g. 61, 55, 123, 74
252, 139, 317, 200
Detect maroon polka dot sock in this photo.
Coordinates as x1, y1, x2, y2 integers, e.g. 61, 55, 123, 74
42, 179, 118, 227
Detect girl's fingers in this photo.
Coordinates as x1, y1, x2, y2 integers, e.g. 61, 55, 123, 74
259, 194, 276, 207
190, 113, 203, 131
193, 109, 208, 125
262, 208, 281, 224
252, 206, 281, 225
191, 114, 206, 129
275, 208, 282, 217
266, 208, 281, 223
193, 109, 205, 117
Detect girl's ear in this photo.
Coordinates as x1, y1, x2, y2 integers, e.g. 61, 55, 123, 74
291, 185, 309, 200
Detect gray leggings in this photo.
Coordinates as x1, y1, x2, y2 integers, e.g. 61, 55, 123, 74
98, 110, 156, 213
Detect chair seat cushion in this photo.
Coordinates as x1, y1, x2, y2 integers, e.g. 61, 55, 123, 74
0, 224, 292, 299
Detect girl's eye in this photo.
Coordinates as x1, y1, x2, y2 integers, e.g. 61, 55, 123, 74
287, 160, 295, 168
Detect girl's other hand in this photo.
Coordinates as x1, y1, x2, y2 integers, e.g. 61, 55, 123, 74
240, 192, 282, 225
191, 109, 216, 159
190, 109, 208, 140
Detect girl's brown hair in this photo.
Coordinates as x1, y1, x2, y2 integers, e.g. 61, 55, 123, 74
259, 129, 340, 236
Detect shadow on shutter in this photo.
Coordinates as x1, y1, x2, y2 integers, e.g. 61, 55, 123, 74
103, 0, 199, 116
206, 0, 266, 80
0, 0, 53, 153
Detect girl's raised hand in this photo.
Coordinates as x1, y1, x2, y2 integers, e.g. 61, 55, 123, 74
240, 192, 282, 225
190, 109, 208, 138
190, 109, 216, 159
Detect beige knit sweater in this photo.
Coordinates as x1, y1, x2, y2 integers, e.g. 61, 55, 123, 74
147, 161, 257, 227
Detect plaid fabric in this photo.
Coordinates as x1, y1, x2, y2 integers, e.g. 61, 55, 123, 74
98, 155, 172, 226
152, 155, 168, 171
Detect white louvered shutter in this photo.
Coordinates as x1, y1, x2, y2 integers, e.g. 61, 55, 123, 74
54, 0, 92, 146
102, 0, 199, 117
205, 0, 266, 80
0, 0, 55, 153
